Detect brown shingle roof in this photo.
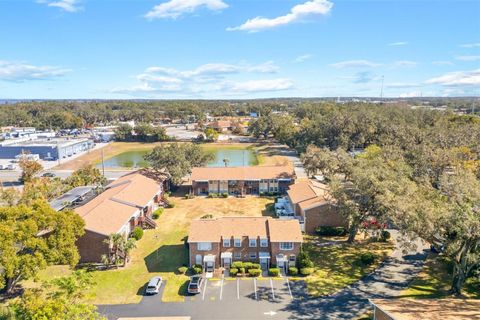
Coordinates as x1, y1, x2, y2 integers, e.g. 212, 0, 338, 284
287, 180, 331, 210
75, 171, 162, 235
370, 299, 480, 320
188, 217, 302, 243
191, 165, 294, 181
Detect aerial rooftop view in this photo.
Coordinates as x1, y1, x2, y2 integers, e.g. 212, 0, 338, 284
0, 1, 479, 320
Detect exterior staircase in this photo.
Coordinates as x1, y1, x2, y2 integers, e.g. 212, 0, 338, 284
142, 216, 157, 229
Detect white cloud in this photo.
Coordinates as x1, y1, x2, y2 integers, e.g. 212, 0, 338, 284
293, 54, 313, 63
0, 60, 71, 81
388, 41, 408, 46
455, 55, 480, 62
459, 43, 480, 48
425, 69, 480, 86
145, 0, 228, 19
112, 61, 289, 96
227, 0, 333, 32
38, 0, 82, 12
392, 60, 417, 68
432, 61, 454, 66
329, 60, 382, 68
229, 78, 293, 92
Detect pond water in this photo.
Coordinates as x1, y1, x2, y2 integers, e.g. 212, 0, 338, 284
98, 147, 258, 169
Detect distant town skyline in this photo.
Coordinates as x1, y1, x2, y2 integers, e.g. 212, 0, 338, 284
0, 0, 479, 99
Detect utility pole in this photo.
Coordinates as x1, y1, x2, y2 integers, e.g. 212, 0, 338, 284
380, 75, 385, 101
101, 148, 105, 177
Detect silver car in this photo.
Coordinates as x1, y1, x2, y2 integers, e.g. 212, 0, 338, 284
145, 276, 163, 295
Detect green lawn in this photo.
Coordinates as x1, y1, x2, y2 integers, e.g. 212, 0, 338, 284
304, 235, 394, 296
401, 253, 480, 299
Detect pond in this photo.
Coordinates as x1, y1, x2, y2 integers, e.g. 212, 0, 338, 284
98, 147, 258, 169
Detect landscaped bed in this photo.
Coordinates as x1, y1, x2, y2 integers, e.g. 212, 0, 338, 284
303, 234, 394, 297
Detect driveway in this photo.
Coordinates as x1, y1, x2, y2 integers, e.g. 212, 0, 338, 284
98, 231, 429, 320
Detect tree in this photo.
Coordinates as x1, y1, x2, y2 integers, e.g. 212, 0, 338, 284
19, 157, 43, 183
204, 127, 219, 142
152, 126, 168, 141
300, 145, 353, 179
144, 143, 214, 185
134, 123, 153, 141
103, 234, 136, 267
0, 187, 20, 206
114, 123, 133, 141
11, 271, 105, 320
0, 201, 85, 293
389, 169, 480, 295
65, 164, 106, 188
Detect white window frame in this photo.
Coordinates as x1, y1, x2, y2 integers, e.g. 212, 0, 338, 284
234, 252, 241, 259
197, 242, 212, 251
223, 238, 231, 247
249, 238, 257, 247
234, 238, 241, 247
279, 242, 294, 250
260, 238, 268, 247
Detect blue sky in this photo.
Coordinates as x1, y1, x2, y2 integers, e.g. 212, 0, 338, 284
0, 0, 479, 99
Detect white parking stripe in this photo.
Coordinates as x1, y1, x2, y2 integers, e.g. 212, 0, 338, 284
286, 278, 293, 299
202, 279, 208, 301
270, 278, 275, 300
254, 278, 258, 301
237, 278, 240, 300
219, 278, 224, 300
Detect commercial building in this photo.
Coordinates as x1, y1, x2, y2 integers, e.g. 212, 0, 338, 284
190, 165, 295, 196
188, 217, 302, 272
0, 137, 94, 160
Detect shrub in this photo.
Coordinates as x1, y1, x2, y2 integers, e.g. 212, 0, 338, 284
178, 266, 188, 274
222, 192, 228, 198
251, 263, 261, 270
243, 262, 253, 270
152, 208, 163, 219
232, 261, 244, 269
239, 267, 246, 275
131, 227, 144, 240
200, 214, 213, 219
300, 267, 314, 276
297, 250, 314, 269
184, 193, 194, 199
315, 226, 347, 237
268, 268, 280, 277
288, 267, 298, 276
207, 193, 217, 198
248, 269, 261, 277
360, 252, 376, 266
380, 230, 391, 242
191, 264, 203, 274
167, 202, 175, 208
229, 268, 238, 276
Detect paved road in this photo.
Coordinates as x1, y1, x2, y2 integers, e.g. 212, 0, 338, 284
98, 231, 429, 320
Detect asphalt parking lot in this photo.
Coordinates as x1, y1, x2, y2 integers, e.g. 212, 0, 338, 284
186, 277, 306, 304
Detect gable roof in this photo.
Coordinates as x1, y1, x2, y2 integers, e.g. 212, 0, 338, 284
287, 180, 331, 210
191, 165, 294, 181
74, 171, 161, 235
188, 217, 302, 243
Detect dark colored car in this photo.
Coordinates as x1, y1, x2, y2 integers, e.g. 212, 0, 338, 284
42, 172, 56, 177
187, 275, 203, 294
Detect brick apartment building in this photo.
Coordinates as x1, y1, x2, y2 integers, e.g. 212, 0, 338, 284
287, 180, 346, 234
187, 217, 303, 272
190, 165, 295, 196
74, 171, 167, 263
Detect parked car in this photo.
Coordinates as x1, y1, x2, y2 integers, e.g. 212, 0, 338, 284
41, 172, 56, 178
145, 276, 163, 295
187, 275, 203, 294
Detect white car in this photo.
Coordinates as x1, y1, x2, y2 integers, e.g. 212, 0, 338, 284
145, 276, 163, 295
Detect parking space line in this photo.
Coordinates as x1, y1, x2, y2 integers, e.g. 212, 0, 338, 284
236, 278, 240, 300
202, 279, 208, 301
219, 277, 224, 300
270, 278, 275, 300
254, 278, 258, 301
286, 278, 293, 299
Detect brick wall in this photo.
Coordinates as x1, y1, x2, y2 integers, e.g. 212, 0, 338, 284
304, 204, 347, 234
189, 242, 221, 266
76, 230, 110, 263
270, 242, 301, 264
